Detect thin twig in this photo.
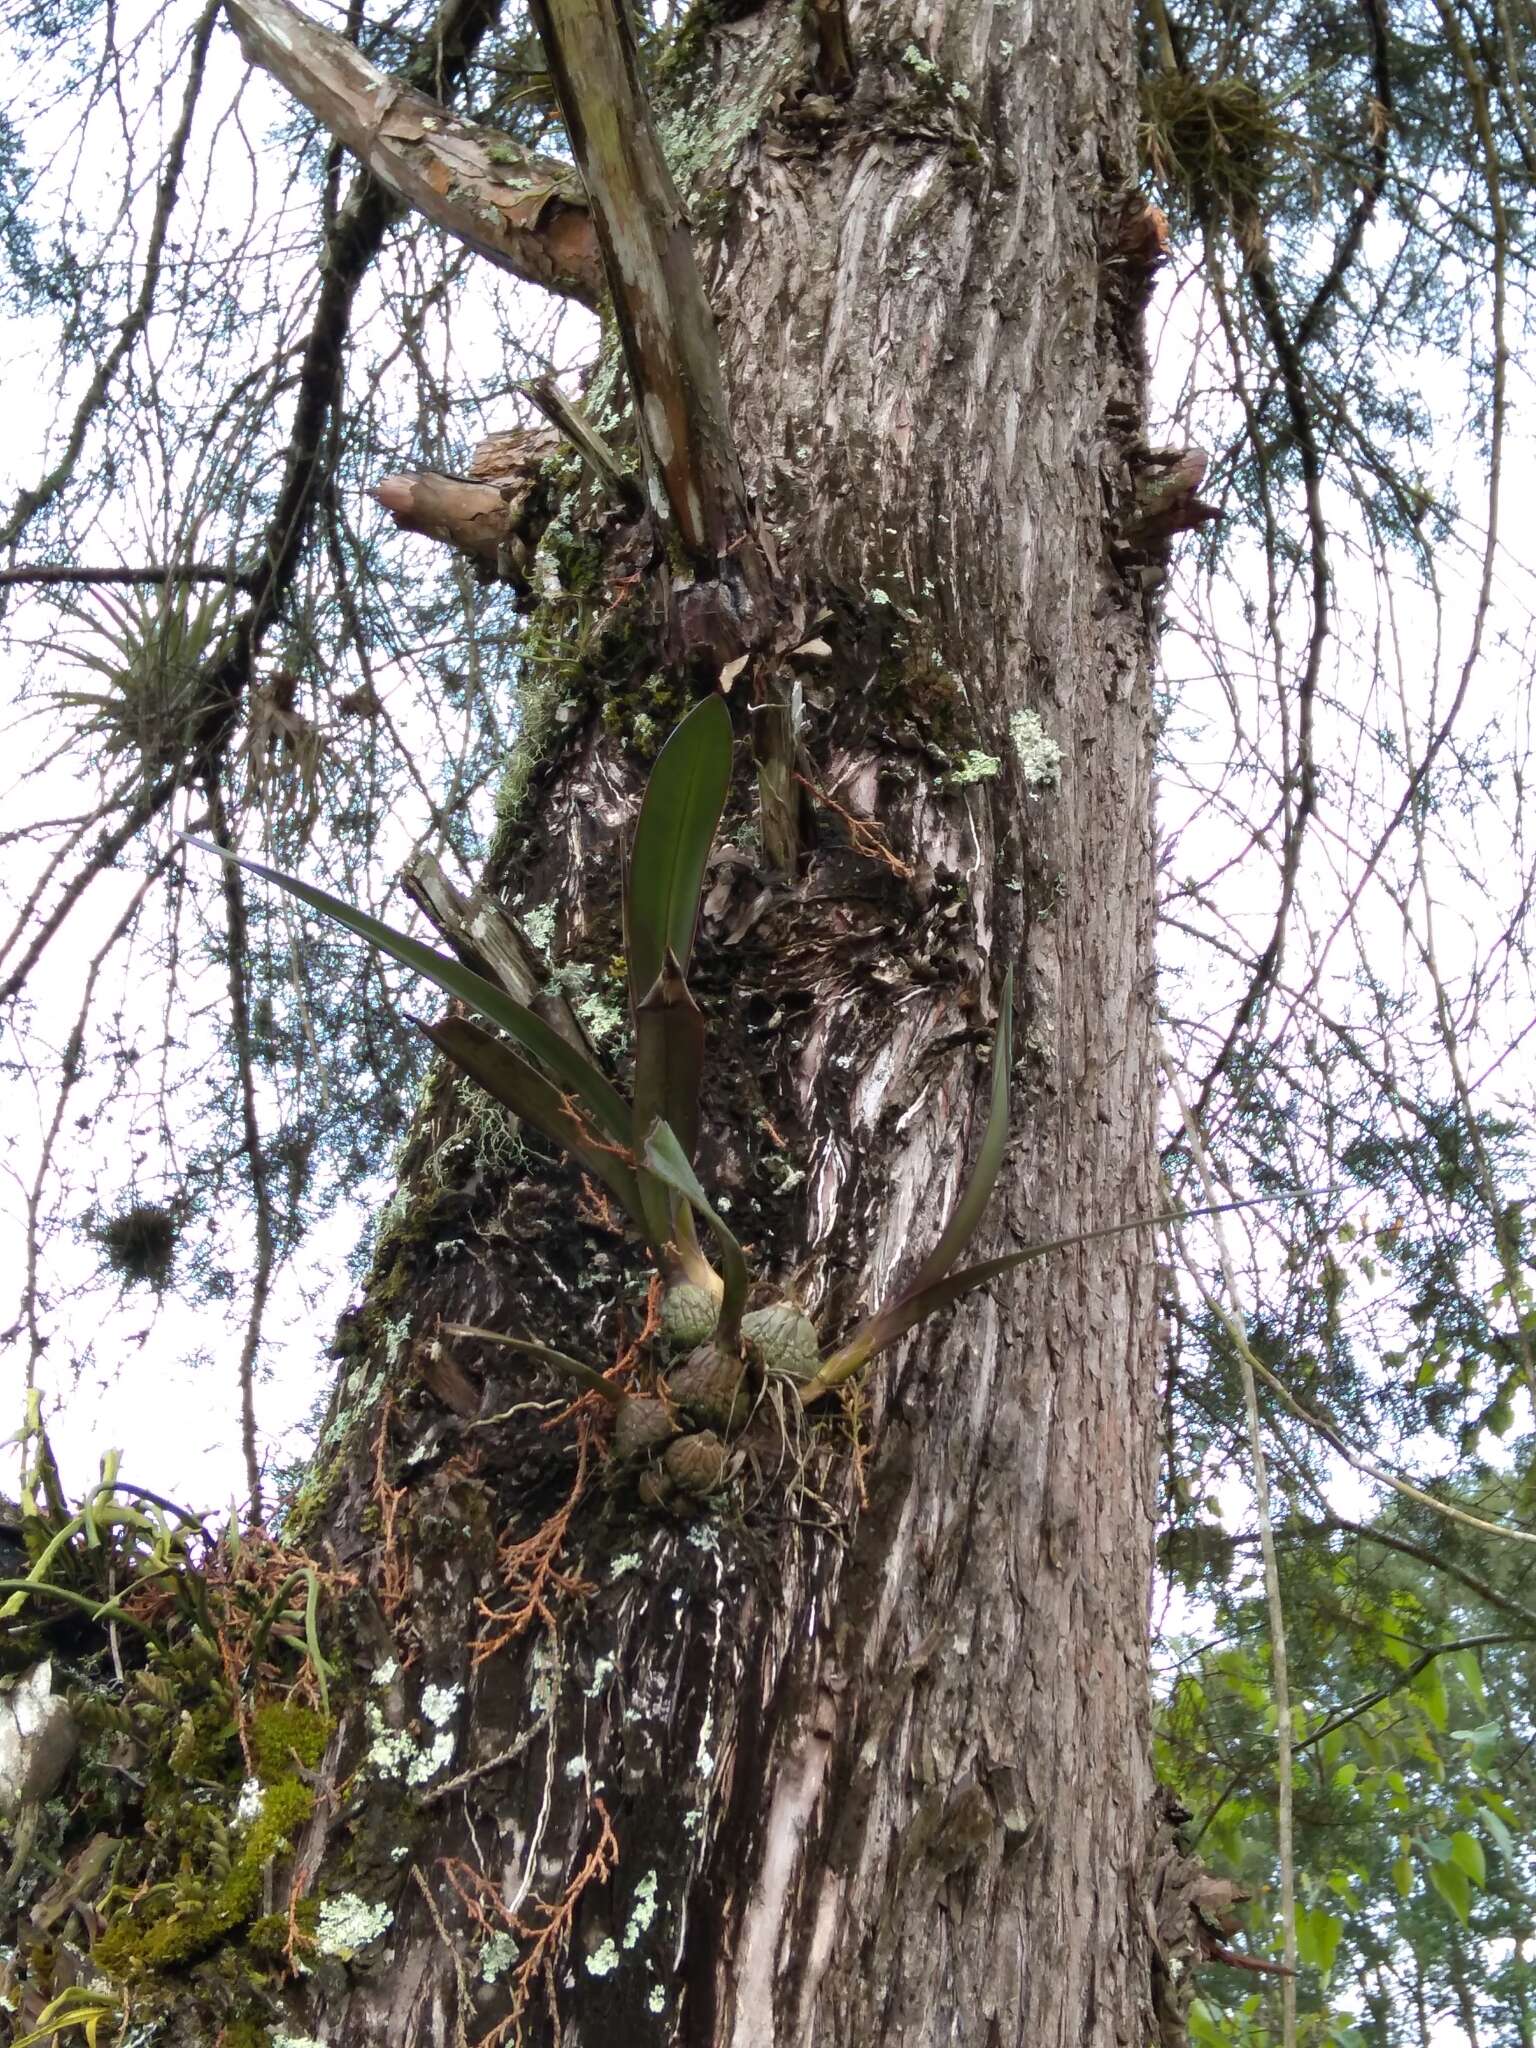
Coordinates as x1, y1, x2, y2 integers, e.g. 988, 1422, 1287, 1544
420, 1709, 554, 1806
0, 563, 261, 592
1164, 1043, 1298, 2048
207, 773, 274, 1526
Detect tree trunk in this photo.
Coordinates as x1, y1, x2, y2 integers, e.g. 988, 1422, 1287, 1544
59, 4, 1167, 2043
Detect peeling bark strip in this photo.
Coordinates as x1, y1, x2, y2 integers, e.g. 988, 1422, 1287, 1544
525, 0, 753, 568
807, 0, 855, 97
223, 0, 604, 306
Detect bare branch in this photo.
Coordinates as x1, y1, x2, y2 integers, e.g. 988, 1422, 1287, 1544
0, 771, 181, 1008
0, 0, 221, 558
206, 772, 274, 1527
372, 471, 538, 578
0, 0, 509, 1010
223, 0, 603, 307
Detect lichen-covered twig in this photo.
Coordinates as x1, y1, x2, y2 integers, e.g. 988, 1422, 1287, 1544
520, 374, 643, 512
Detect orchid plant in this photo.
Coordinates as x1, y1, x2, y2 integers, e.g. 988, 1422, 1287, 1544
195, 699, 1213, 1504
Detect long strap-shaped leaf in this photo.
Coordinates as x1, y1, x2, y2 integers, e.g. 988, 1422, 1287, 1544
643, 1118, 749, 1345
440, 1323, 626, 1408
632, 950, 708, 1254
186, 839, 631, 1146
633, 949, 706, 1157
625, 693, 733, 1014
801, 1199, 1260, 1403
421, 1017, 654, 1249
896, 969, 1014, 1305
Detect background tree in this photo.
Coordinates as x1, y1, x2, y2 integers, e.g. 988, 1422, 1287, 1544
2, 0, 1535, 2044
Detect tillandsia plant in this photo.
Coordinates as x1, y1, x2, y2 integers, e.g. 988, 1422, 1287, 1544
191, 700, 1226, 1509
0, 1393, 339, 1711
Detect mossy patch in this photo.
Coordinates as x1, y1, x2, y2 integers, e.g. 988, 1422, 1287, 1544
220, 2020, 274, 2048
250, 1703, 332, 1779
247, 1901, 317, 1957
92, 1773, 316, 1974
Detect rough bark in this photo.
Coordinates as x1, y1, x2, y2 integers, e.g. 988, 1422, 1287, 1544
283, 4, 1165, 2040
18, 2, 1171, 2043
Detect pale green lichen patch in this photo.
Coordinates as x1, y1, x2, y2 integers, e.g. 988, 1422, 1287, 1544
272, 2036, 329, 2048
648, 1983, 666, 2013
763, 1154, 805, 1194
314, 1892, 393, 1957
363, 1702, 414, 1778
575, 984, 627, 1047
409, 1730, 455, 1784
530, 1636, 560, 1713
585, 1655, 615, 1699
586, 1937, 621, 1978
548, 960, 627, 1047
623, 1869, 659, 1950
522, 900, 557, 956
362, 1699, 454, 1785
421, 1682, 462, 1727
943, 749, 1001, 787
1010, 709, 1064, 790
610, 1551, 642, 1576
481, 1930, 520, 1982
655, 87, 763, 203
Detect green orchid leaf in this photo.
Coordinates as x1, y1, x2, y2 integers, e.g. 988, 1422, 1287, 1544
421, 1017, 653, 1247
440, 1323, 626, 1408
632, 950, 708, 1253
625, 693, 733, 1015
186, 838, 631, 1146
803, 1199, 1260, 1401
643, 1118, 749, 1344
671, 1201, 723, 1299
633, 949, 707, 1161
896, 969, 1014, 1305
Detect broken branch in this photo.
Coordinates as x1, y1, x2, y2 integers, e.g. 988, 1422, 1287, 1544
525, 0, 751, 565
224, 0, 604, 306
